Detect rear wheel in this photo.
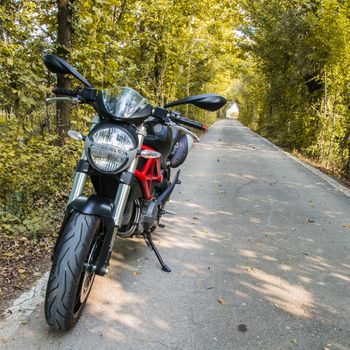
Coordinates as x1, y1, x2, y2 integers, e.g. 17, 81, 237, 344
45, 212, 102, 331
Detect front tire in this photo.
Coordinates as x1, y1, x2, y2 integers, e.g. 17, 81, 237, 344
45, 212, 102, 331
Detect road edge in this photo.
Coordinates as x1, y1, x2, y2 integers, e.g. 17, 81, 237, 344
0, 272, 49, 340
237, 120, 350, 198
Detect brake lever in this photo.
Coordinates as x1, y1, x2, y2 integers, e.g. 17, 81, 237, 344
172, 125, 200, 142
45, 97, 81, 105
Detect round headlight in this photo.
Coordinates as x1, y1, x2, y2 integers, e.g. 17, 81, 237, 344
87, 126, 137, 173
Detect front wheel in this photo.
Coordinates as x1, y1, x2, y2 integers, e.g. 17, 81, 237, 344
45, 212, 102, 331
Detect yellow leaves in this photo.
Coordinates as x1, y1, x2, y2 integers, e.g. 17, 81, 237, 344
6, 58, 13, 66
132, 271, 142, 277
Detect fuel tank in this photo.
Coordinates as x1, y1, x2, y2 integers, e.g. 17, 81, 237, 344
144, 120, 173, 161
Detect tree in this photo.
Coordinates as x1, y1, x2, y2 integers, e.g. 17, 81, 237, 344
56, 0, 75, 144
237, 0, 350, 179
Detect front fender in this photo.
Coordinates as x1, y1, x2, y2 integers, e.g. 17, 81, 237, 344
67, 195, 115, 229
67, 195, 115, 275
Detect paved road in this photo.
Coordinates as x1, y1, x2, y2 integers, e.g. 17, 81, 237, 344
1, 119, 350, 349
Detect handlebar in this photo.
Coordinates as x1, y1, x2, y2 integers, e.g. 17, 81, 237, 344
53, 87, 78, 97
49, 91, 207, 131
169, 112, 207, 131
52, 87, 97, 102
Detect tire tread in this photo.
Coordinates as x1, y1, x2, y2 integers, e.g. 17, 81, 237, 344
45, 212, 100, 331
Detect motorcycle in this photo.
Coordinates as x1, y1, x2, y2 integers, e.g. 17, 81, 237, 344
43, 54, 226, 331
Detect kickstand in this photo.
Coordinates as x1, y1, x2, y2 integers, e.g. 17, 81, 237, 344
143, 230, 171, 272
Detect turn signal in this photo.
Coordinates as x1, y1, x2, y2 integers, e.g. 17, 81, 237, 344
140, 150, 161, 159
68, 130, 85, 141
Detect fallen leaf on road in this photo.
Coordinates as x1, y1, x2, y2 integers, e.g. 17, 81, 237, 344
342, 224, 350, 228
304, 218, 315, 224
291, 338, 297, 344
246, 267, 254, 272
14, 284, 24, 290
218, 296, 225, 304
192, 217, 199, 220
238, 324, 247, 333
132, 271, 142, 277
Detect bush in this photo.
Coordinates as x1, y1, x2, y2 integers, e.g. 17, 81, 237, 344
0, 121, 81, 238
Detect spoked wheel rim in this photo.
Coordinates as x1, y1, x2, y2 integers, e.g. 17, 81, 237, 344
73, 233, 103, 317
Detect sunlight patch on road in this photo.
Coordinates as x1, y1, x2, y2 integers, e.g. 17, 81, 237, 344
239, 267, 316, 318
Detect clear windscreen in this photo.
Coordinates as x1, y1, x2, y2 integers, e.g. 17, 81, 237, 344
101, 87, 148, 119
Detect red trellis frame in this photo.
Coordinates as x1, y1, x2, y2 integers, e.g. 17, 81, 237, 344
135, 145, 163, 200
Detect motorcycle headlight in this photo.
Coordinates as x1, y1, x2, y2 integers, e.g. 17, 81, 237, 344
86, 126, 138, 173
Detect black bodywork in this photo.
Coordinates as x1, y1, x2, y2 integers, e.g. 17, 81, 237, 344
144, 120, 174, 161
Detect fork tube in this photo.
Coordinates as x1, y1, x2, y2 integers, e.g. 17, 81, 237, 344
111, 125, 146, 240
68, 151, 88, 204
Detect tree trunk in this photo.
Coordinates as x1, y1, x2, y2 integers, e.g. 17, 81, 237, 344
56, 0, 74, 145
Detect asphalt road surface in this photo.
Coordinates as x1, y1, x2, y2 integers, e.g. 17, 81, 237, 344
1, 119, 350, 350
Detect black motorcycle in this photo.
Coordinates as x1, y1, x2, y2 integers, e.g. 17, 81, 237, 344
43, 55, 226, 331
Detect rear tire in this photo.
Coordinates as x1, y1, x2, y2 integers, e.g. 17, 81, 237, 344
45, 212, 102, 331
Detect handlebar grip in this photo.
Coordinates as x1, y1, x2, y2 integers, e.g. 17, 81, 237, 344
181, 117, 207, 130
53, 87, 77, 97
171, 113, 207, 130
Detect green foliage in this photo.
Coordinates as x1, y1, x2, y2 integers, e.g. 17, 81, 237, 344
0, 120, 80, 237
237, 0, 350, 179
0, 0, 240, 240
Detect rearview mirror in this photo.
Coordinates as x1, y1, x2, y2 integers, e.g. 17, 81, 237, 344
164, 94, 227, 112
43, 54, 93, 88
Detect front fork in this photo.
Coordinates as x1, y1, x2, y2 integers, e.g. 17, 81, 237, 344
67, 124, 147, 275
109, 126, 147, 247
